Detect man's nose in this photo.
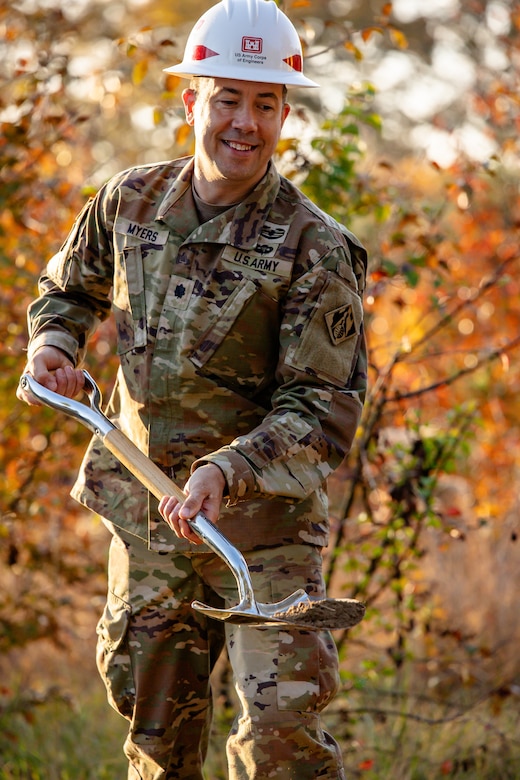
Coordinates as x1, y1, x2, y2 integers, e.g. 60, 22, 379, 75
232, 105, 257, 133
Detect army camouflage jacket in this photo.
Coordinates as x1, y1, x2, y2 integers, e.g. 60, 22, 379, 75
27, 157, 367, 552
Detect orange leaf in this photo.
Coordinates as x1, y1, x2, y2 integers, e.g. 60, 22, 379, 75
361, 26, 383, 43
163, 73, 182, 93
370, 268, 390, 281
344, 41, 363, 61
175, 124, 192, 147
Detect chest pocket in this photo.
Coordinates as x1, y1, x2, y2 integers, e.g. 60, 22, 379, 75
189, 277, 281, 400
113, 242, 147, 355
112, 215, 173, 355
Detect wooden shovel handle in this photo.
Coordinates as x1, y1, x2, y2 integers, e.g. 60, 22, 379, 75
103, 428, 252, 596
103, 427, 185, 503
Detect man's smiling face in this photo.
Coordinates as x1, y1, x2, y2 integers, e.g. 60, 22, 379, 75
182, 77, 290, 205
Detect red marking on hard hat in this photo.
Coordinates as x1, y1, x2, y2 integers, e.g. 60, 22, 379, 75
283, 54, 303, 72
192, 45, 219, 61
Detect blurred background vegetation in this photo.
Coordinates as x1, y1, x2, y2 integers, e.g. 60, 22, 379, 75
1, 0, 520, 777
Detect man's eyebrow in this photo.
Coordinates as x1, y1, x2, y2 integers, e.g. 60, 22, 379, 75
220, 87, 280, 100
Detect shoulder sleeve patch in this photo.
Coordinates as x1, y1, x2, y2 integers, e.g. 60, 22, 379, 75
285, 272, 363, 387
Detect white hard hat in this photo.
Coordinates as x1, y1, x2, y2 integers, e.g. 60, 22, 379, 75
164, 0, 319, 88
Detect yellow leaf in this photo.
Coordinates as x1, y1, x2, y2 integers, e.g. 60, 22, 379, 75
276, 137, 298, 154
389, 27, 408, 49
132, 59, 148, 86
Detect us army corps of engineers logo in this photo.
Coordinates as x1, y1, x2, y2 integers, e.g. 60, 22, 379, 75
235, 36, 267, 65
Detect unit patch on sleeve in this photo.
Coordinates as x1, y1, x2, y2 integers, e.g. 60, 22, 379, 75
325, 303, 357, 346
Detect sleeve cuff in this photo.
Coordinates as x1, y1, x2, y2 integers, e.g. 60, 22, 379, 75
27, 332, 79, 365
191, 447, 257, 506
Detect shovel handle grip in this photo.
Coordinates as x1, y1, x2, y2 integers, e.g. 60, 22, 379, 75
103, 427, 185, 504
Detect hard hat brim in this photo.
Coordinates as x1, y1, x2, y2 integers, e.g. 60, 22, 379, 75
163, 62, 319, 88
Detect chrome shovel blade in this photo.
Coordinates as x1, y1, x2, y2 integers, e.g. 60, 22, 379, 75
191, 592, 367, 631
191, 589, 311, 628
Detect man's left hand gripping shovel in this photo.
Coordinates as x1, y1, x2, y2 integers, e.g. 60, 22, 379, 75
21, 371, 365, 632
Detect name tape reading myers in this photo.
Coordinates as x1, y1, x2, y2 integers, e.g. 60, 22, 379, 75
115, 218, 169, 246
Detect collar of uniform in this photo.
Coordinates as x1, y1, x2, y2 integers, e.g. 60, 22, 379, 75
225, 162, 281, 250
157, 157, 194, 218
158, 159, 281, 251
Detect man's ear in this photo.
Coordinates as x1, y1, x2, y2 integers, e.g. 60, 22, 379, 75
182, 89, 197, 126
281, 101, 291, 128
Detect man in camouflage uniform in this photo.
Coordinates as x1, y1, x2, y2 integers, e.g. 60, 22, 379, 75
18, 0, 367, 777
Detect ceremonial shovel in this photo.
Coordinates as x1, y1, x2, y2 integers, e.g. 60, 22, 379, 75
21, 371, 365, 632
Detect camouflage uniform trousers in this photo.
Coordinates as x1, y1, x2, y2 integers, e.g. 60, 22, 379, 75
96, 527, 346, 779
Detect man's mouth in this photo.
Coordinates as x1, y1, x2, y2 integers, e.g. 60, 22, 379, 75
223, 140, 256, 152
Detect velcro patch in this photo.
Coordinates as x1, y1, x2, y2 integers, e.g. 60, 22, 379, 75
325, 303, 357, 345
260, 222, 289, 242
114, 217, 169, 246
221, 246, 293, 278
162, 274, 195, 310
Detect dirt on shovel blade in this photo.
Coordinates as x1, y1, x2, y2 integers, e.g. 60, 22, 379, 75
274, 598, 366, 630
